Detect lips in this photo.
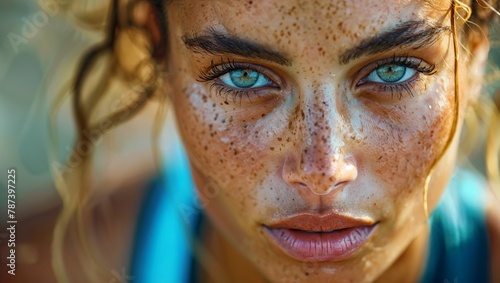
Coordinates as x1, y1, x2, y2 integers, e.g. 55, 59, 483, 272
263, 213, 377, 262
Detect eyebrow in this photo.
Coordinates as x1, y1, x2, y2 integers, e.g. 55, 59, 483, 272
339, 20, 451, 65
182, 28, 292, 66
183, 21, 450, 67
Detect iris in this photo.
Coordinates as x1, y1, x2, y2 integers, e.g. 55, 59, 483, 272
376, 65, 406, 82
228, 69, 260, 88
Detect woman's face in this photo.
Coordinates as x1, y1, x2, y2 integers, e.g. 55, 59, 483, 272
166, 0, 464, 281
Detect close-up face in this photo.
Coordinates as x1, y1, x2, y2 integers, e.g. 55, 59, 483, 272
165, 0, 469, 282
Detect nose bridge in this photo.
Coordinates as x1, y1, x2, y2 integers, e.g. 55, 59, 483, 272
300, 83, 344, 173
291, 82, 356, 196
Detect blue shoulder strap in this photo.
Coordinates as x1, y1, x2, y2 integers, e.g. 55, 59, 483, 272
421, 169, 491, 283
130, 135, 199, 283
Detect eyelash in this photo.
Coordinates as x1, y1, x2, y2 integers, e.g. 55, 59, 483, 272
198, 58, 239, 82
357, 56, 437, 99
197, 56, 437, 102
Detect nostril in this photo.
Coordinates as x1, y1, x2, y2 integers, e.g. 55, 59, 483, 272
282, 153, 358, 196
296, 182, 309, 189
334, 181, 348, 188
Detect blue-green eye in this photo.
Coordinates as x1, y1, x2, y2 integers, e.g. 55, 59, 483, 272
366, 64, 416, 83
219, 69, 272, 88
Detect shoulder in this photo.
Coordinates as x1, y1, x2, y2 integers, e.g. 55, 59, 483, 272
426, 169, 494, 282
485, 189, 500, 283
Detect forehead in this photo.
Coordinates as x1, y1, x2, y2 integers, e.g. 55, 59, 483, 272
170, 0, 451, 56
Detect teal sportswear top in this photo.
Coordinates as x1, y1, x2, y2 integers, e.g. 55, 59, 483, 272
130, 140, 492, 282
420, 169, 491, 282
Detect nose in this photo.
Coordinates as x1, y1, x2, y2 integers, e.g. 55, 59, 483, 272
283, 88, 358, 196
292, 147, 358, 196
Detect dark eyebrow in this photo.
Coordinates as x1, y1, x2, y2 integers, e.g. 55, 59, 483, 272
182, 28, 292, 66
339, 20, 451, 65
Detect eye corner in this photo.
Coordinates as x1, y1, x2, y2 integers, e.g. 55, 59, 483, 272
354, 77, 366, 88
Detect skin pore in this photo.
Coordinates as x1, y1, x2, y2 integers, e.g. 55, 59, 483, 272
161, 0, 488, 282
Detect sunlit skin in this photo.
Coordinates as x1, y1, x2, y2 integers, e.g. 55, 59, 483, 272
163, 0, 484, 282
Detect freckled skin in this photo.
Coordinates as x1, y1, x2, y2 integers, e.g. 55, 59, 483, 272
164, 0, 472, 282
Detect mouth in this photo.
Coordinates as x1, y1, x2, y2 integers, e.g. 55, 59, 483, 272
263, 213, 378, 262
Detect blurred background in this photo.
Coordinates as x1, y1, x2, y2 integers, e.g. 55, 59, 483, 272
0, 2, 172, 277
1, 0, 90, 220
0, 0, 171, 220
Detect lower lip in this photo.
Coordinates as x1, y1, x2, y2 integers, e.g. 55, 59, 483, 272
264, 225, 377, 262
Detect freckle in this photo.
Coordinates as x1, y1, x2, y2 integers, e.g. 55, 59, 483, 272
277, 137, 282, 141
270, 147, 275, 151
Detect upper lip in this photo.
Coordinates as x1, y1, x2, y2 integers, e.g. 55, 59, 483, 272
265, 213, 375, 232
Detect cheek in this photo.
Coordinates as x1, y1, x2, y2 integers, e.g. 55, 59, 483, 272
357, 76, 455, 209
170, 79, 272, 216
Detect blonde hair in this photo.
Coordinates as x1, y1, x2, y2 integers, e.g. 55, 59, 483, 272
48, 0, 167, 281
47, 0, 500, 282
